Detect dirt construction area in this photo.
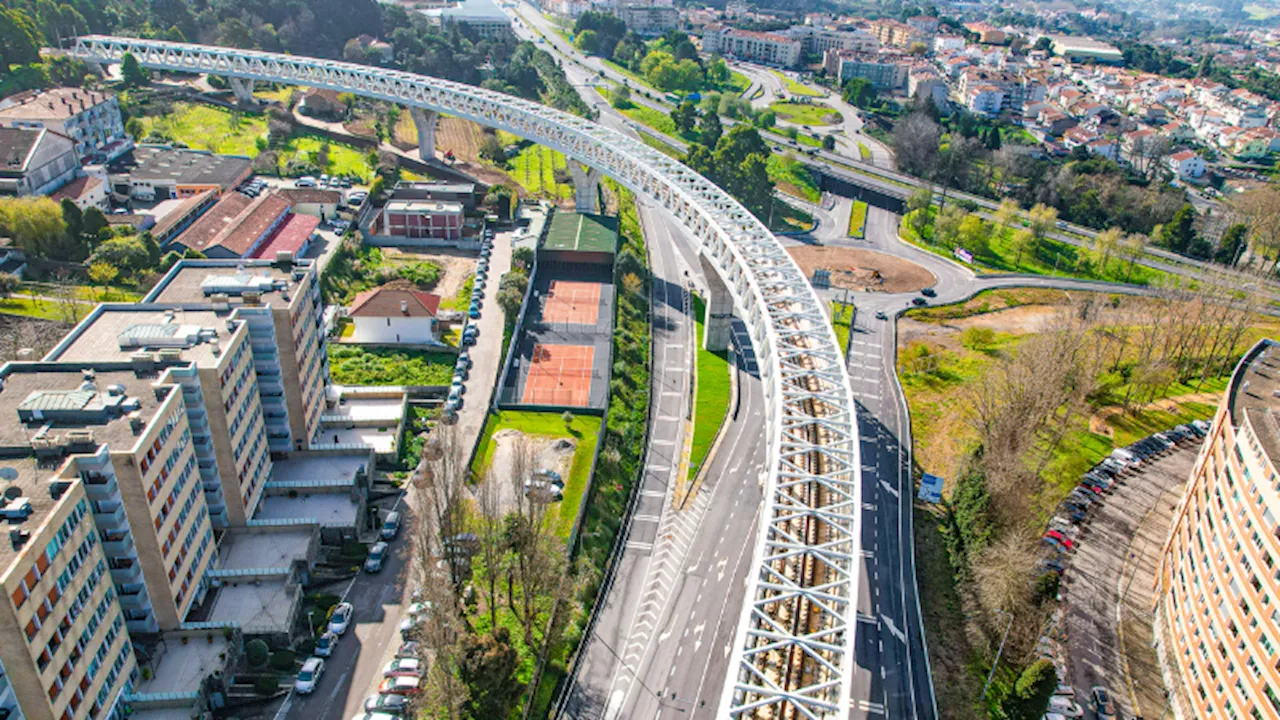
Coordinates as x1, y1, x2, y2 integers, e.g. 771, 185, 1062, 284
485, 429, 576, 513
787, 246, 935, 293
381, 247, 476, 300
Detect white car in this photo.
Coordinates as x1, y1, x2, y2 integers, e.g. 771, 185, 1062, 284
352, 714, 401, 720
382, 658, 425, 678
328, 602, 354, 635
1048, 696, 1084, 717
294, 657, 325, 694
399, 602, 431, 634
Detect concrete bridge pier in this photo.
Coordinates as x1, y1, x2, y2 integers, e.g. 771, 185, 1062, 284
228, 77, 255, 105
699, 251, 733, 352
409, 107, 438, 162
569, 163, 601, 214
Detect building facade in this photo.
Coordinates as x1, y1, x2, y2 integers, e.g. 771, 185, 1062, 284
381, 200, 465, 241
0, 128, 80, 198
0, 89, 133, 165
1155, 339, 1280, 720
702, 27, 802, 67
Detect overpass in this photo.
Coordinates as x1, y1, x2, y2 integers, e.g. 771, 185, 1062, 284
66, 36, 866, 719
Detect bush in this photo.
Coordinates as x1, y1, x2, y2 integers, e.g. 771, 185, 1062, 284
245, 639, 269, 668
269, 650, 297, 671
253, 674, 281, 695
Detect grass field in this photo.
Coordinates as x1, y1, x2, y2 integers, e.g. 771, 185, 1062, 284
636, 130, 682, 159
327, 346, 456, 386
848, 200, 868, 239
830, 301, 853, 357
768, 154, 821, 202
769, 198, 815, 233
772, 70, 823, 98
858, 142, 872, 161
470, 410, 603, 538
138, 102, 266, 156
769, 101, 841, 126
689, 295, 732, 480
621, 104, 679, 136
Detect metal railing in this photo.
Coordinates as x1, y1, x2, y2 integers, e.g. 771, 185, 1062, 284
66, 35, 863, 718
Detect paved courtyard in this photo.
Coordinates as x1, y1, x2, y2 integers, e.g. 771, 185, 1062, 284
1062, 446, 1196, 719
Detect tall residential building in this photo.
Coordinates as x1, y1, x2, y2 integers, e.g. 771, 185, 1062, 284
784, 25, 879, 55
615, 0, 677, 36
143, 259, 329, 453
1155, 339, 1280, 720
0, 88, 133, 165
702, 26, 803, 67
0, 458, 136, 720
0, 362, 216, 633
46, 308, 274, 528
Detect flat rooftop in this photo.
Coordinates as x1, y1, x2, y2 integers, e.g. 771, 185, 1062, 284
0, 365, 174, 452
271, 454, 369, 486
323, 397, 404, 425
254, 493, 359, 528
110, 146, 251, 189
134, 633, 228, 696
204, 577, 294, 633
1230, 339, 1280, 463
146, 261, 307, 308
0, 458, 74, 570
323, 427, 397, 454
48, 307, 238, 367
217, 528, 313, 571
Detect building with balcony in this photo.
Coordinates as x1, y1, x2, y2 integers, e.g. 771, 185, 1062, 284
702, 26, 802, 67
0, 458, 136, 720
1155, 339, 1280, 720
0, 89, 133, 165
0, 362, 217, 633
144, 260, 329, 453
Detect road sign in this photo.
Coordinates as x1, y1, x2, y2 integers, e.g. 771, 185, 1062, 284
918, 473, 944, 503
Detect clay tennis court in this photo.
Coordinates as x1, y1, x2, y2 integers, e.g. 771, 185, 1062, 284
521, 343, 596, 406
542, 280, 602, 325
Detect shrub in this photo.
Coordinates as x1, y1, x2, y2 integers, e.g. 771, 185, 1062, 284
269, 650, 296, 671
253, 674, 281, 695
961, 326, 996, 350
245, 639, 269, 668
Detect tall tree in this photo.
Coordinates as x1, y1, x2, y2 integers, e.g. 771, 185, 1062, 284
121, 52, 149, 87
670, 100, 698, 135
699, 111, 722, 148
0, 9, 41, 71
1215, 223, 1248, 267
1158, 204, 1198, 255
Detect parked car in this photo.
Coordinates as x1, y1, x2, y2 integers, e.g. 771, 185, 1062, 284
352, 713, 402, 720
1191, 419, 1210, 434
297, 176, 317, 188
395, 642, 421, 659
378, 677, 422, 696
921, 287, 936, 297
912, 297, 928, 306
1044, 530, 1074, 550
314, 631, 338, 657
1090, 687, 1117, 720
381, 511, 401, 540
534, 468, 563, 485
524, 478, 564, 502
382, 658, 425, 678
363, 694, 410, 714
365, 541, 389, 573
399, 602, 431, 634
1053, 683, 1075, 697
295, 657, 325, 694
328, 602, 354, 635
468, 304, 481, 319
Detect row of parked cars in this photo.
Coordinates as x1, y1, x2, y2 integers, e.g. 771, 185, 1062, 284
296, 173, 355, 190
442, 231, 496, 423
1043, 684, 1118, 720
293, 511, 406, 697
1041, 420, 1209, 557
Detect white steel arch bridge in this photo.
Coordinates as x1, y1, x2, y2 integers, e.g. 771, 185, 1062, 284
67, 35, 864, 719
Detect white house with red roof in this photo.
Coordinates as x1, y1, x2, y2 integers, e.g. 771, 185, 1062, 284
1166, 150, 1206, 179
347, 284, 442, 345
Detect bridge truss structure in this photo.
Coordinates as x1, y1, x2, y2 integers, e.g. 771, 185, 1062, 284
68, 35, 864, 719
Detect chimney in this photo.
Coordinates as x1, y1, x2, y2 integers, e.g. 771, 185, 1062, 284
400, 300, 408, 314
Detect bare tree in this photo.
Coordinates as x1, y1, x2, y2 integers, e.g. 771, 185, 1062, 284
476, 467, 508, 630
1234, 186, 1280, 272
419, 423, 471, 590
504, 437, 568, 647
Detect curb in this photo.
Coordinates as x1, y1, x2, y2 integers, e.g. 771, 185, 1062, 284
682, 332, 740, 511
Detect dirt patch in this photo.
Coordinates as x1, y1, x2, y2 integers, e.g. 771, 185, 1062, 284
382, 247, 477, 300
787, 246, 935, 293
0, 314, 72, 362
488, 429, 576, 513
1088, 392, 1219, 436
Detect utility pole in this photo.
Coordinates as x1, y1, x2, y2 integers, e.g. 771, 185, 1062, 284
981, 609, 1015, 699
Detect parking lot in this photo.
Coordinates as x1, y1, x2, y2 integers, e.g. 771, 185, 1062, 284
1059, 444, 1196, 719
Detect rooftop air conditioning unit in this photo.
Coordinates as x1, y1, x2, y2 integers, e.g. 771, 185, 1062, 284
243, 291, 261, 306
0, 497, 32, 520
65, 430, 95, 445
107, 384, 126, 396
128, 411, 145, 434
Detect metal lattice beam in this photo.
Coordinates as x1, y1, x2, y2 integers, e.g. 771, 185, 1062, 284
66, 36, 863, 718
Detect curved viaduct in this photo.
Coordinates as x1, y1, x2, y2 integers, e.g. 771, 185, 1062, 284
67, 35, 865, 718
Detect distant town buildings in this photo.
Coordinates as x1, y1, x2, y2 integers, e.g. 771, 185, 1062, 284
703, 26, 802, 67
615, 0, 678, 36
824, 49, 910, 89
433, 0, 512, 38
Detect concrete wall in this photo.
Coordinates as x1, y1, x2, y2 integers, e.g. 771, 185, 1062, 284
273, 306, 310, 451
351, 316, 436, 344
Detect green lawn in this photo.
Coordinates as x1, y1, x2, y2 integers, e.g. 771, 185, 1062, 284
830, 301, 853, 357
327, 346, 456, 386
772, 70, 823, 98
1246, 2, 1280, 19
689, 296, 732, 481
769, 198, 815, 233
279, 135, 374, 182
726, 70, 753, 94
899, 208, 1173, 286
858, 142, 872, 161
768, 154, 821, 202
138, 102, 266, 156
769, 101, 841, 126
621, 104, 679, 136
20, 282, 141, 302
796, 133, 822, 148
470, 410, 603, 539
848, 200, 868, 239
0, 295, 82, 322
439, 275, 475, 312
636, 130, 682, 159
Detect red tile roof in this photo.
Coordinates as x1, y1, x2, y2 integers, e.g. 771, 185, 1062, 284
207, 194, 293, 257
172, 192, 253, 252
349, 285, 441, 318
49, 175, 101, 203
250, 213, 320, 259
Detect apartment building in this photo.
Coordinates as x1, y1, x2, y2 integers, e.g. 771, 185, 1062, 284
957, 67, 1026, 113
46, 308, 274, 528
144, 260, 329, 453
1155, 339, 1280, 720
702, 26, 802, 67
868, 19, 919, 48
0, 88, 133, 165
785, 25, 879, 55
0, 362, 216, 633
823, 49, 909, 89
0, 459, 135, 720
615, 0, 677, 36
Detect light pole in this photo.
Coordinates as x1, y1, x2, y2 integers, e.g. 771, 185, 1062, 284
981, 609, 1015, 699
307, 610, 315, 639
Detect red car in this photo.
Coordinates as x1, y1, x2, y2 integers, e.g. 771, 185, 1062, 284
1045, 530, 1074, 550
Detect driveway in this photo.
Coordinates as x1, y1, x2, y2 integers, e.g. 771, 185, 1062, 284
1062, 446, 1196, 719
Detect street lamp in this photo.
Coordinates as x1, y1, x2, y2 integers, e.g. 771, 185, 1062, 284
307, 610, 315, 639
981, 609, 1015, 699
